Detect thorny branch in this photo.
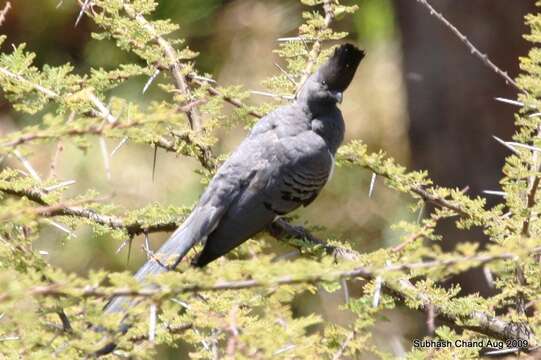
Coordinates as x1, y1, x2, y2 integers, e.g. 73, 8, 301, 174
340, 155, 475, 220
515, 132, 541, 315
120, 1, 203, 132
414, 0, 523, 93
0, 181, 539, 346
0, 243, 536, 346
187, 74, 264, 119
0, 65, 218, 171
332, 331, 355, 360
415, 0, 541, 319
76, 0, 262, 170
0, 186, 178, 236
296, 0, 334, 94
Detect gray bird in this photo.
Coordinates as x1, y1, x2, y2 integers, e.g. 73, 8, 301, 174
105, 43, 364, 314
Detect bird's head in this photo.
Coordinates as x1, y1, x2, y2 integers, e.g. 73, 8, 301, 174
297, 43, 365, 108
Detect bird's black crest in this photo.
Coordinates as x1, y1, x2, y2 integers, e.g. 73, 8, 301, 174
319, 43, 365, 92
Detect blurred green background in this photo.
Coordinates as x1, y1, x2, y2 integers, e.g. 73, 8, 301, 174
0, 0, 537, 357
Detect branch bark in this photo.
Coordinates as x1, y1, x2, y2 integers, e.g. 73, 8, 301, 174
414, 0, 523, 93
0, 244, 535, 347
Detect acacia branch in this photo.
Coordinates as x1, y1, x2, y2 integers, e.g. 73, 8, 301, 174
105, 1, 261, 170
186, 75, 264, 119
123, 4, 264, 120
296, 0, 334, 94
0, 246, 535, 346
0, 66, 58, 98
0, 186, 178, 236
0, 66, 215, 169
415, 0, 540, 319
414, 0, 523, 93
515, 131, 541, 315
341, 155, 474, 220
3, 184, 531, 271
0, 183, 537, 345
120, 2, 203, 132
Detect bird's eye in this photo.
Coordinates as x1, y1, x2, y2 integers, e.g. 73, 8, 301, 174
321, 80, 326, 85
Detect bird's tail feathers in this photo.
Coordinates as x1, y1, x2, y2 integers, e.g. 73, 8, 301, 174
104, 207, 214, 314
134, 210, 203, 281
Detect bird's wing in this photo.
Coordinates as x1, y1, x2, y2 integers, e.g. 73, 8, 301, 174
260, 125, 333, 215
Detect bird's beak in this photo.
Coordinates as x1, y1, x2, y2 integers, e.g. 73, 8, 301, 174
333, 91, 343, 104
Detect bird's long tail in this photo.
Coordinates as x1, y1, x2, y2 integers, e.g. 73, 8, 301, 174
104, 209, 204, 314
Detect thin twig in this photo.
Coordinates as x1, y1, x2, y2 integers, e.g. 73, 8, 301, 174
415, 0, 523, 93
120, 2, 202, 131
1, 250, 535, 347
341, 154, 472, 219
296, 0, 334, 95
0, 67, 210, 166
0, 185, 178, 236
274, 63, 298, 87
57, 310, 72, 332
332, 331, 355, 360
187, 75, 263, 118
152, 145, 158, 182
0, 66, 58, 98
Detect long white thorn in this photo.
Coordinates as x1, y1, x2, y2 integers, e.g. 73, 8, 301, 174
274, 63, 298, 87
494, 97, 523, 107
483, 266, 495, 288
88, 93, 117, 124
368, 173, 377, 198
277, 36, 316, 42
148, 303, 157, 343
75, 0, 91, 27
142, 69, 160, 94
483, 190, 506, 197
492, 136, 519, 155
507, 141, 541, 153
99, 137, 111, 180
13, 150, 41, 182
341, 278, 350, 304
417, 202, 425, 224
43, 180, 76, 192
191, 75, 216, 83
44, 219, 76, 237
251, 90, 294, 100
372, 275, 382, 308
116, 238, 129, 254
110, 137, 128, 157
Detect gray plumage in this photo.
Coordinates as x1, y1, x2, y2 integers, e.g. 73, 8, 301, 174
105, 43, 364, 314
